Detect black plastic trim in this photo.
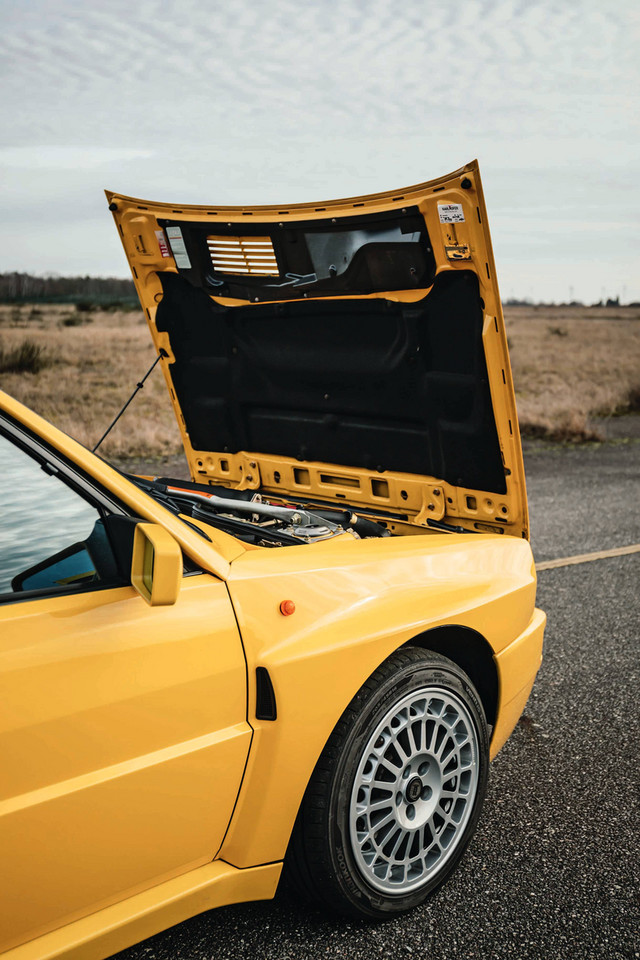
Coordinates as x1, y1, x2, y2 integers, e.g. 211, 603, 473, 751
255, 666, 277, 721
158, 205, 435, 303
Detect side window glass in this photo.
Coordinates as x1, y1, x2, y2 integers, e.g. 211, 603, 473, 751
0, 434, 122, 598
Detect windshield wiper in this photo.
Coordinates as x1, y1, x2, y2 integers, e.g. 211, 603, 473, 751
125, 475, 183, 512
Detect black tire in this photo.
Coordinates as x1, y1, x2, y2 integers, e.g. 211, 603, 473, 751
287, 647, 489, 919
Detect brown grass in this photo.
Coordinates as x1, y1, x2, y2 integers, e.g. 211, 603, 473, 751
504, 304, 640, 442
0, 304, 183, 461
0, 302, 638, 460
0, 337, 53, 374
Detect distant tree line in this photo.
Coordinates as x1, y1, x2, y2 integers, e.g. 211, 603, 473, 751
2, 273, 635, 309
503, 296, 636, 308
0, 272, 136, 304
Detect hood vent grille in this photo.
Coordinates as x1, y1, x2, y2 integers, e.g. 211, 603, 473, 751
207, 235, 278, 276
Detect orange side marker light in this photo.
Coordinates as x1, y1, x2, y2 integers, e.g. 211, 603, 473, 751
279, 600, 296, 616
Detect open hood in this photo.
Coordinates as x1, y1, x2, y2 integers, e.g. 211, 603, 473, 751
107, 160, 529, 539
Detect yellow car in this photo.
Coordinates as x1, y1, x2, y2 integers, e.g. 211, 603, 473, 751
0, 160, 545, 960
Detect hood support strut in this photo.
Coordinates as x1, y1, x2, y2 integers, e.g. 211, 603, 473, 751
92, 349, 168, 453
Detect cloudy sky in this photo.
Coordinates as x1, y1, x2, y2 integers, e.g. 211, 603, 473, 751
1, 0, 638, 302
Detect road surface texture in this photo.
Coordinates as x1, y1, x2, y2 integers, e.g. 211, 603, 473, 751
115, 438, 640, 960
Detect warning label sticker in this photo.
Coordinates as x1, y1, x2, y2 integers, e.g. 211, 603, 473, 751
438, 203, 465, 224
155, 229, 171, 258
166, 226, 192, 269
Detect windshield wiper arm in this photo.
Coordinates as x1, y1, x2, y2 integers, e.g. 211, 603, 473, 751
124, 475, 183, 513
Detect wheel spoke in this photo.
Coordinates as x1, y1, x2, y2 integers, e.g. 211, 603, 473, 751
367, 797, 395, 813
370, 810, 396, 835
378, 757, 402, 777
388, 827, 407, 859
434, 727, 453, 759
408, 720, 421, 753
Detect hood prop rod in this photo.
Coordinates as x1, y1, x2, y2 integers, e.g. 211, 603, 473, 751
92, 349, 168, 453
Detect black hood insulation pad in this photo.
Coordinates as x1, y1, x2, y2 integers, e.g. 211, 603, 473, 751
155, 270, 506, 494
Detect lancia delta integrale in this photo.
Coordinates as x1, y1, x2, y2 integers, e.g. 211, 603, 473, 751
0, 161, 545, 960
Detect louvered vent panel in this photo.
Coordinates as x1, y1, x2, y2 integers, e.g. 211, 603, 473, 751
207, 236, 278, 275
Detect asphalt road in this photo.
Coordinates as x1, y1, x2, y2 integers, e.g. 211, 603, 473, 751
115, 438, 640, 960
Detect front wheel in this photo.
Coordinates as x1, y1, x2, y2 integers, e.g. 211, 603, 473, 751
287, 648, 489, 918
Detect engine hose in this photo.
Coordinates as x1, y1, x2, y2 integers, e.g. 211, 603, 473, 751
311, 509, 391, 538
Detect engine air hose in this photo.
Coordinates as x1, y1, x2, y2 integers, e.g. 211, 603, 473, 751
311, 509, 390, 538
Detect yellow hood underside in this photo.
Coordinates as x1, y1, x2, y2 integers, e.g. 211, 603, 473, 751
107, 160, 529, 539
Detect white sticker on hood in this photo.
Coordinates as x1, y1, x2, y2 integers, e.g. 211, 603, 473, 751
166, 226, 192, 269
438, 203, 465, 223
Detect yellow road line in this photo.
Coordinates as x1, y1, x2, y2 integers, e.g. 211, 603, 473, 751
536, 543, 640, 571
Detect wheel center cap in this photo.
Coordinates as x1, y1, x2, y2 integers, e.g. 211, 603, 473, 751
406, 776, 423, 803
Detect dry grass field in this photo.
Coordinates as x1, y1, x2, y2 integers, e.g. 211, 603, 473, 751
504, 304, 640, 441
0, 301, 639, 467
0, 303, 181, 463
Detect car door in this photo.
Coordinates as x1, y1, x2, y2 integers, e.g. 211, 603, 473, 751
0, 425, 251, 953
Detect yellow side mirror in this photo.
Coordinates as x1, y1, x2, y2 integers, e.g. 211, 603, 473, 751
131, 523, 182, 606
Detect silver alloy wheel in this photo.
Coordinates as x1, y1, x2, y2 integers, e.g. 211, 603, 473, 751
349, 685, 480, 894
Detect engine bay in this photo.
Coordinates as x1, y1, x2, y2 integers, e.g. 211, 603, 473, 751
131, 475, 392, 546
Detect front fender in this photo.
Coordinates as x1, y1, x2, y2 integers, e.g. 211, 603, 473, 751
219, 533, 536, 867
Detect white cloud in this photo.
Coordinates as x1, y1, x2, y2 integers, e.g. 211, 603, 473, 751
0, 0, 638, 299
0, 146, 154, 170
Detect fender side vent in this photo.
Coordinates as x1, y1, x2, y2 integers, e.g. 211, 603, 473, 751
255, 666, 277, 720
